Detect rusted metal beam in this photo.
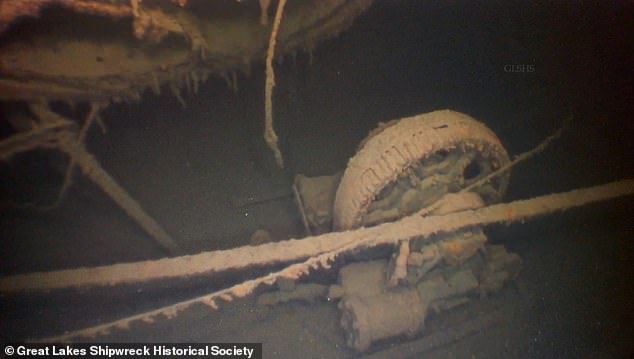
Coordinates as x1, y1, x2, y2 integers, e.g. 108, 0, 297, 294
1, 179, 632, 293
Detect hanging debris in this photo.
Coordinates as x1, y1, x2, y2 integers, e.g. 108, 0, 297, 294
264, 0, 288, 168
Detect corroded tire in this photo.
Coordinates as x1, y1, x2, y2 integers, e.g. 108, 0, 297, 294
333, 109, 510, 230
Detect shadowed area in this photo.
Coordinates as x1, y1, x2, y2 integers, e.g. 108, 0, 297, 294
1, 1, 633, 357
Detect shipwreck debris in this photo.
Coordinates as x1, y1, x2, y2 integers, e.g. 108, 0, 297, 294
1, 180, 632, 294
2, 109, 629, 346
0, 0, 375, 252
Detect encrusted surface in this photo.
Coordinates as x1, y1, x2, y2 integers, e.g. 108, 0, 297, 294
0, 0, 373, 103
333, 110, 510, 230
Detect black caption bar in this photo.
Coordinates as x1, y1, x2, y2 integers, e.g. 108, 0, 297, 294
3, 343, 262, 359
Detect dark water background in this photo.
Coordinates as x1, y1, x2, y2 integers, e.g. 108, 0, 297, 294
1, 1, 633, 357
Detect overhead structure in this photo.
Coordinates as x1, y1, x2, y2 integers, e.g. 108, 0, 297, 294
0, 0, 374, 251
0, 0, 373, 103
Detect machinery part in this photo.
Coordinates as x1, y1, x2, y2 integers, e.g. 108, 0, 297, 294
333, 109, 510, 230
338, 245, 520, 352
362, 309, 505, 359
388, 192, 486, 287
339, 289, 426, 352
329, 259, 388, 300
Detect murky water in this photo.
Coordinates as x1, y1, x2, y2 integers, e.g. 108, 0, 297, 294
1, 1, 633, 357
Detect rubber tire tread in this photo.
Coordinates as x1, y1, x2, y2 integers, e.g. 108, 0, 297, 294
333, 109, 510, 230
